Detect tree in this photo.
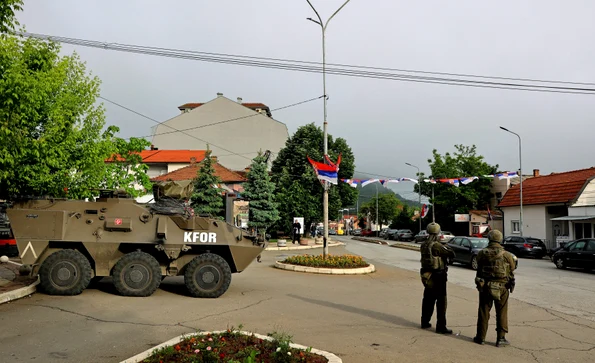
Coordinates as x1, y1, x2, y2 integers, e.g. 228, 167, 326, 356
270, 123, 357, 234
242, 151, 280, 235
390, 205, 416, 230
414, 144, 498, 233
0, 0, 23, 33
0, 32, 152, 200
359, 193, 402, 227
190, 148, 224, 218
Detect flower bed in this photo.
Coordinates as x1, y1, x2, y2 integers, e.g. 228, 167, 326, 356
138, 327, 329, 363
281, 254, 369, 269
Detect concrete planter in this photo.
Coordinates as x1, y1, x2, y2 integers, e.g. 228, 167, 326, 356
299, 238, 309, 246
275, 261, 376, 275
277, 239, 287, 247
315, 237, 323, 244
120, 330, 342, 363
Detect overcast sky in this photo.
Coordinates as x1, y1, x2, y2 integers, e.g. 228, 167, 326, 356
15, 0, 595, 200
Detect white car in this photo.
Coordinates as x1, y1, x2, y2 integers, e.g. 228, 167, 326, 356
440, 231, 455, 242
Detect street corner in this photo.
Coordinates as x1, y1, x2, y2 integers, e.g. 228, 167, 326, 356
0, 259, 40, 304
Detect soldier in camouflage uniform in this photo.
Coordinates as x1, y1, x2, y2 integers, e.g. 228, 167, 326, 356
420, 222, 456, 334
473, 229, 517, 347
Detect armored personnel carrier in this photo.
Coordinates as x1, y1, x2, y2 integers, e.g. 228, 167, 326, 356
4, 188, 265, 298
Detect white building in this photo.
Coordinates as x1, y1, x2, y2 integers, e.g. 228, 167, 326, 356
149, 93, 289, 171
498, 167, 595, 249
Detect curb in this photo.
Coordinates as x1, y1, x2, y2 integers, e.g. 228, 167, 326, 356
266, 241, 345, 251
390, 242, 421, 251
274, 261, 375, 275
120, 330, 342, 363
0, 277, 40, 305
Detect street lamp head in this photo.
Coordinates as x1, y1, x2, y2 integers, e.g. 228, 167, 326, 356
306, 17, 321, 25
499, 126, 509, 132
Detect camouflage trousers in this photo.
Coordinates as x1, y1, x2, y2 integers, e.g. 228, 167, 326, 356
476, 286, 510, 340
421, 272, 448, 329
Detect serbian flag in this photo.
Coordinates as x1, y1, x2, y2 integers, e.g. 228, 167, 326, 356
421, 204, 429, 218
308, 155, 340, 185
487, 206, 493, 221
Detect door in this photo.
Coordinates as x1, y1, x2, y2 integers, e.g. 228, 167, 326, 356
576, 239, 595, 269
459, 238, 472, 262
565, 240, 587, 268
448, 238, 463, 263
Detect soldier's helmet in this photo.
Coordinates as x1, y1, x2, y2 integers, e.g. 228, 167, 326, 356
426, 222, 441, 234
487, 229, 503, 243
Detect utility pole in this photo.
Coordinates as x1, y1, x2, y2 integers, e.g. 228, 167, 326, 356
500, 126, 523, 236
406, 162, 422, 233
306, 0, 351, 259
375, 182, 379, 236
431, 184, 435, 223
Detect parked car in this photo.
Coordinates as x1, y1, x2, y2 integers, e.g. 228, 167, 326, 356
551, 238, 595, 270
352, 228, 362, 236
385, 229, 399, 240
447, 237, 489, 270
361, 229, 375, 237
329, 229, 337, 235
379, 228, 389, 238
502, 236, 547, 258
414, 230, 429, 243
549, 241, 570, 258
395, 229, 414, 242
440, 231, 455, 242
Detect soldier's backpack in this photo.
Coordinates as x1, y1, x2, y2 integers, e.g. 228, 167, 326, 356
481, 250, 510, 280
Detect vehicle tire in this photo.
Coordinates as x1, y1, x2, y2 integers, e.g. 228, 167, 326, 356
184, 253, 232, 298
471, 255, 478, 270
111, 251, 162, 297
554, 257, 566, 270
38, 249, 93, 296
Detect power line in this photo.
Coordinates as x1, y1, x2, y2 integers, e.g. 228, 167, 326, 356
18, 32, 595, 96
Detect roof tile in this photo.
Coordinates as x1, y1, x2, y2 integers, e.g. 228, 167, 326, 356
107, 150, 207, 163
498, 167, 595, 207
151, 162, 247, 183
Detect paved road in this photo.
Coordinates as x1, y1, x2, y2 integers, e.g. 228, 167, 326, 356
338, 236, 595, 322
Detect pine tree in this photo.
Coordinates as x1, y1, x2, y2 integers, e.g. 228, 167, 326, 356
242, 151, 280, 235
190, 148, 224, 218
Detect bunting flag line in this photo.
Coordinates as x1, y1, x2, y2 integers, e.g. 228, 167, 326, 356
307, 155, 341, 185
340, 171, 519, 188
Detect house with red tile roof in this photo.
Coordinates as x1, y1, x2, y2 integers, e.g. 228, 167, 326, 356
150, 160, 247, 195
149, 93, 288, 171
497, 167, 595, 248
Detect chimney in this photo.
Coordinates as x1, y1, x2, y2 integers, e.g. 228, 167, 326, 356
217, 92, 223, 97
190, 157, 196, 165
150, 144, 158, 150
533, 169, 540, 177
237, 97, 243, 103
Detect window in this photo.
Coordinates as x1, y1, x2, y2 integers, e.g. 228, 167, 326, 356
511, 220, 520, 233
461, 239, 471, 248
451, 238, 462, 246
569, 240, 586, 251
574, 223, 592, 239
586, 240, 595, 251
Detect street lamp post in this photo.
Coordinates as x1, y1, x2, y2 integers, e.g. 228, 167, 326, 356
376, 182, 379, 236
306, 0, 351, 259
406, 162, 422, 233
500, 126, 523, 237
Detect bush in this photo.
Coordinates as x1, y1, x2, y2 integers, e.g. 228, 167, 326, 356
282, 254, 369, 268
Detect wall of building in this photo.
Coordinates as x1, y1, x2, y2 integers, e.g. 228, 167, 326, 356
572, 179, 595, 207
150, 96, 289, 171
501, 205, 547, 239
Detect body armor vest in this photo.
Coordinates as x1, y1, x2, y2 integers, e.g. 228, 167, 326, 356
480, 249, 511, 281
420, 241, 444, 271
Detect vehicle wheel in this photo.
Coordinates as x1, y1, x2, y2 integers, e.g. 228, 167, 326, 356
38, 249, 92, 296
111, 251, 162, 297
184, 253, 232, 298
471, 255, 478, 270
554, 257, 566, 270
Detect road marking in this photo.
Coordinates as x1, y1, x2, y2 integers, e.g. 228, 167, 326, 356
20, 241, 38, 259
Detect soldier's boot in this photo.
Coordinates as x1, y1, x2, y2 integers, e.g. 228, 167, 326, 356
436, 327, 453, 334
421, 321, 432, 329
496, 334, 510, 347
472, 336, 485, 345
